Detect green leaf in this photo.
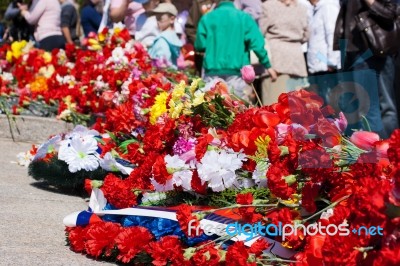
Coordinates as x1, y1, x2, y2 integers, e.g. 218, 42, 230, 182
119, 139, 138, 153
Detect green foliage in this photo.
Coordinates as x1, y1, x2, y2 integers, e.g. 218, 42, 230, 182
28, 156, 108, 189
208, 187, 271, 208
192, 94, 235, 129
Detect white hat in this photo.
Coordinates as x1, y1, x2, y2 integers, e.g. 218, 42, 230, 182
151, 3, 178, 16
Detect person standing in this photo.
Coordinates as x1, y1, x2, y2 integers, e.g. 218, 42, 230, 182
80, 0, 102, 37
333, 0, 399, 138
148, 3, 182, 66
259, 0, 309, 106
59, 0, 79, 45
4, 0, 34, 42
110, 0, 145, 38
307, 0, 341, 104
195, 0, 277, 103
134, 0, 161, 48
18, 0, 66, 51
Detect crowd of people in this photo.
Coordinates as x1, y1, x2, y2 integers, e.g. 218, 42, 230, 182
0, 0, 400, 138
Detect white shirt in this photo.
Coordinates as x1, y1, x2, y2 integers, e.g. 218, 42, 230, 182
307, 0, 341, 73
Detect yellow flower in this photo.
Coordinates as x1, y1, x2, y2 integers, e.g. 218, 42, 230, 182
42, 52, 52, 63
6, 51, 13, 62
172, 80, 186, 101
98, 33, 106, 42
192, 90, 205, 107
169, 101, 184, 119
150, 92, 168, 124
190, 78, 201, 94
6, 40, 28, 62
114, 27, 122, 35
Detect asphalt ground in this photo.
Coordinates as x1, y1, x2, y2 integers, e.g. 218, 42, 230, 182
0, 138, 112, 265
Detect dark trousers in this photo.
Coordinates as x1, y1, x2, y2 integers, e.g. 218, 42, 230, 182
39, 35, 66, 52
343, 52, 398, 139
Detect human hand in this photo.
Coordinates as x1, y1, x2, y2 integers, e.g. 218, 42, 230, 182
266, 68, 278, 82
363, 0, 375, 6
17, 3, 28, 12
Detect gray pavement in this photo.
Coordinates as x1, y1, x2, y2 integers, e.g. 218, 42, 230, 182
0, 138, 113, 265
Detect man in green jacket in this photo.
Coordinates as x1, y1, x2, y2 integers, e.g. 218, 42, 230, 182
194, 0, 277, 103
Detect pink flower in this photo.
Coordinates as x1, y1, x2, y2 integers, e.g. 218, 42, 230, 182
240, 65, 255, 84
350, 131, 380, 151
334, 112, 348, 132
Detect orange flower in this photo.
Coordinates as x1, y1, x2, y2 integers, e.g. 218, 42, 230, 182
29, 76, 48, 93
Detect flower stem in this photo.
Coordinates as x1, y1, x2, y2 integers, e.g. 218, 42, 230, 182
251, 83, 263, 107
302, 194, 351, 224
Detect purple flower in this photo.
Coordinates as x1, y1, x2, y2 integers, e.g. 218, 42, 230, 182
173, 137, 196, 155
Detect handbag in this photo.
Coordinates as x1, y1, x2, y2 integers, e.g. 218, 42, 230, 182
355, 6, 400, 56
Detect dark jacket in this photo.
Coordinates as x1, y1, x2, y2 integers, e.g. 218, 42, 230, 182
185, 0, 221, 44
4, 2, 33, 41
333, 0, 398, 53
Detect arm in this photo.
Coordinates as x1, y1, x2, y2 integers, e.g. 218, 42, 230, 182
5, 3, 20, 20
245, 14, 278, 79
364, 0, 398, 22
194, 17, 207, 52
19, 2, 46, 25
62, 27, 73, 44
61, 5, 74, 44
245, 15, 271, 68
110, 0, 129, 22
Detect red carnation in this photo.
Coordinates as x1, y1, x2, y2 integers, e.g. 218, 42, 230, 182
66, 226, 88, 252
176, 204, 202, 236
146, 236, 186, 266
152, 155, 172, 185
115, 226, 154, 263
84, 222, 121, 258
102, 174, 138, 209
249, 238, 270, 257
226, 241, 255, 266
191, 243, 221, 265
236, 192, 254, 205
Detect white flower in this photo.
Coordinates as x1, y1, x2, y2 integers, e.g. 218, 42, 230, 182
165, 155, 193, 191
252, 161, 269, 188
150, 155, 193, 192
320, 208, 334, 220
58, 135, 99, 173
107, 47, 129, 66
141, 192, 167, 205
65, 125, 99, 139
150, 178, 174, 192
197, 149, 246, 192
1, 72, 13, 82
99, 152, 131, 175
33, 135, 61, 161
16, 151, 34, 167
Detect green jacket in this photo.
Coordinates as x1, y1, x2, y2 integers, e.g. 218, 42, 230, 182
194, 1, 271, 76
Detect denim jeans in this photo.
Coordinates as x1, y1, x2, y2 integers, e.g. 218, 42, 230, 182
343, 53, 398, 138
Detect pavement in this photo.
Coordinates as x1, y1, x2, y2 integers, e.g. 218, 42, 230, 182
0, 138, 112, 265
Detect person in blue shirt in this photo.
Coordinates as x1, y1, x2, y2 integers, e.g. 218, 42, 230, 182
80, 0, 102, 37
148, 3, 182, 67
